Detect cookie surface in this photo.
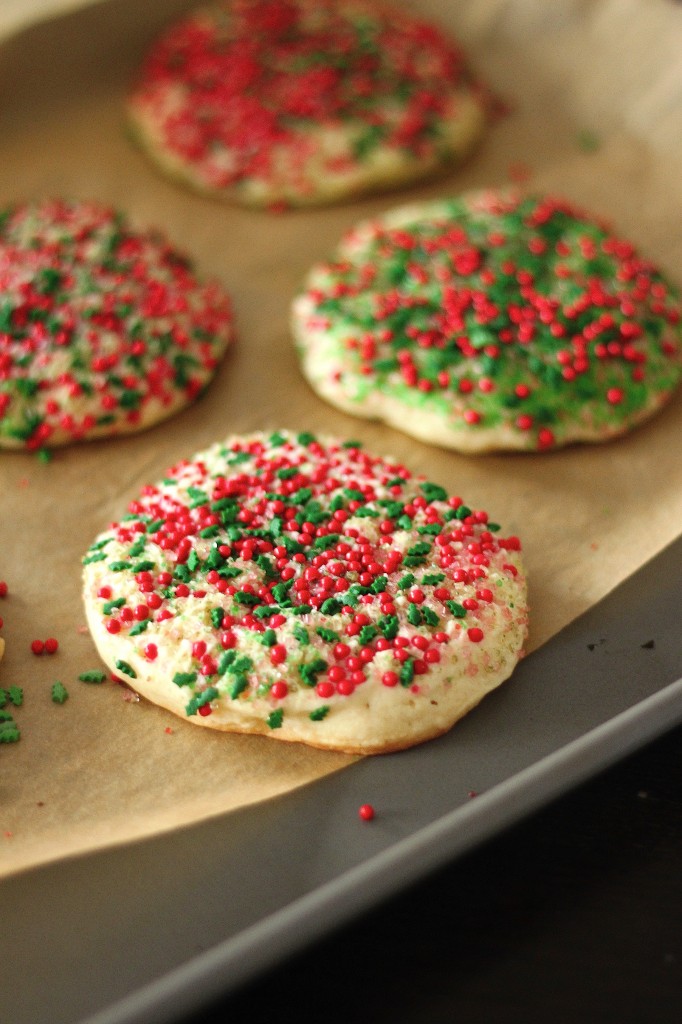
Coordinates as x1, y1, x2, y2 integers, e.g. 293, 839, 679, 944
292, 191, 682, 452
127, 0, 486, 208
0, 199, 234, 449
82, 431, 527, 754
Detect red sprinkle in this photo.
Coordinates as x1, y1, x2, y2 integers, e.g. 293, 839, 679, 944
358, 803, 375, 822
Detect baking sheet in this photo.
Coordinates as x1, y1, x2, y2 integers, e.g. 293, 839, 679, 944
2, 0, 682, 881
0, 0, 682, 1017
2, 537, 681, 1024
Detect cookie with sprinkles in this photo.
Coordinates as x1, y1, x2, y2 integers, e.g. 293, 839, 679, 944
126, 0, 487, 209
292, 191, 682, 452
82, 430, 528, 754
0, 199, 234, 449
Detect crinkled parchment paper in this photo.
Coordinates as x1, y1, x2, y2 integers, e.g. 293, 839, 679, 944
1, 0, 681, 878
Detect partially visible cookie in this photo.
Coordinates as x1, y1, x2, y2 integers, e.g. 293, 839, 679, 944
0, 199, 234, 449
292, 191, 682, 452
127, 0, 487, 208
82, 430, 528, 754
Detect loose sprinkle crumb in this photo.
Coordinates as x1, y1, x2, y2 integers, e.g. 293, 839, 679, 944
51, 681, 69, 704
0, 715, 20, 743
8, 685, 23, 707
576, 129, 600, 152
358, 803, 375, 821
78, 669, 108, 684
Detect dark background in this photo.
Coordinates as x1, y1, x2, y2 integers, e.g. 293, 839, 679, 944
189, 721, 682, 1024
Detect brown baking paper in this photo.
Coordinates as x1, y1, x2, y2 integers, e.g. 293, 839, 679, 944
1, 0, 681, 879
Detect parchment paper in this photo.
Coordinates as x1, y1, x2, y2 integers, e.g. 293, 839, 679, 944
1, 0, 681, 879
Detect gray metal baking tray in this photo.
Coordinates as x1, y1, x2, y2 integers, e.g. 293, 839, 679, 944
1, 534, 681, 1024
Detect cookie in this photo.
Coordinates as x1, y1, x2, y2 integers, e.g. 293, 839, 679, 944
82, 430, 528, 754
127, 0, 486, 209
0, 199, 234, 449
292, 191, 682, 452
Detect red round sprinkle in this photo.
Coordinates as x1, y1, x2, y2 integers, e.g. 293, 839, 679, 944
44, 637, 59, 654
358, 803, 375, 822
31, 639, 45, 655
467, 627, 484, 643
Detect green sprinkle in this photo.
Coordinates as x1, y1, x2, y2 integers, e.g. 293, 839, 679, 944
129, 619, 149, 636
320, 598, 343, 615
103, 597, 126, 614
378, 614, 399, 640
211, 607, 225, 629
267, 708, 284, 730
0, 719, 20, 743
78, 669, 107, 684
293, 624, 310, 645
400, 658, 415, 687
227, 675, 248, 699
7, 685, 23, 707
115, 660, 137, 679
186, 686, 218, 716
260, 628, 278, 647
218, 650, 236, 674
407, 603, 422, 626
297, 432, 316, 446
253, 604, 280, 619
445, 600, 467, 618
108, 560, 131, 572
173, 671, 197, 687
230, 655, 254, 675
397, 574, 415, 589
317, 626, 340, 643
420, 481, 448, 502
577, 128, 600, 151
422, 573, 445, 585
310, 706, 330, 722
51, 681, 69, 704
299, 658, 327, 687
358, 624, 378, 644
422, 607, 440, 626
407, 542, 431, 557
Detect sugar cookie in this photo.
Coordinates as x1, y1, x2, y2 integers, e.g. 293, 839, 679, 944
82, 431, 528, 753
127, 0, 486, 208
0, 199, 234, 449
292, 191, 682, 452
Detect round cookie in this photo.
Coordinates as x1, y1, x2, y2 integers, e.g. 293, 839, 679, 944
292, 191, 682, 452
82, 430, 528, 754
0, 199, 234, 449
127, 0, 487, 209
